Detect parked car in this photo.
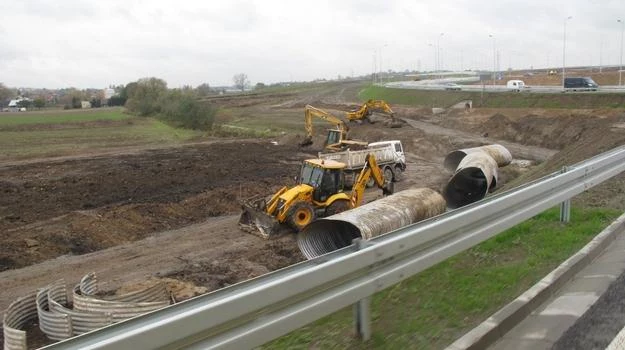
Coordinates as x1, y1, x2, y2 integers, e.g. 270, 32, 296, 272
443, 83, 462, 91
564, 77, 599, 91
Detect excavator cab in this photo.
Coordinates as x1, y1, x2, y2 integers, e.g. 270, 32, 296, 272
298, 160, 344, 202
324, 129, 343, 149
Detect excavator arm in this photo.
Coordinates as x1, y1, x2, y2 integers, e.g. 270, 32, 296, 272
346, 99, 395, 122
300, 105, 366, 151
350, 154, 393, 208
300, 105, 348, 146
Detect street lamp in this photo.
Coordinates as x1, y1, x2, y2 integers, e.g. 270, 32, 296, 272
489, 34, 496, 86
379, 43, 388, 83
618, 19, 624, 85
428, 43, 435, 72
562, 16, 572, 87
437, 32, 444, 77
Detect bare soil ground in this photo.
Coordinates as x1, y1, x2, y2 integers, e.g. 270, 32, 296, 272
2, 86, 625, 348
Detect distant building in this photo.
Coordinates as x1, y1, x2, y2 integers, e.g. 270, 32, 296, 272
7, 97, 31, 112
103, 88, 115, 99
81, 101, 92, 109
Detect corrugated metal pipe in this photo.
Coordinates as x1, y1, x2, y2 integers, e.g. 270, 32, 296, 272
297, 188, 446, 259
443, 144, 512, 172
443, 151, 499, 209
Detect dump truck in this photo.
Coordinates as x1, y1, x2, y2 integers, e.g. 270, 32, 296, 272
318, 140, 406, 187
239, 153, 393, 238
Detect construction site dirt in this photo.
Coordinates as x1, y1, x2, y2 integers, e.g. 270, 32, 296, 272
2, 98, 625, 347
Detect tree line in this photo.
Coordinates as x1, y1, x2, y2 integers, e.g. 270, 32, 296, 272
122, 77, 216, 131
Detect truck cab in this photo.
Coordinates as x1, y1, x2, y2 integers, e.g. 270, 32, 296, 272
368, 140, 405, 165
506, 80, 525, 92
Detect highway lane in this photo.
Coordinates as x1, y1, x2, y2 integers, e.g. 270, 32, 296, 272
384, 80, 625, 94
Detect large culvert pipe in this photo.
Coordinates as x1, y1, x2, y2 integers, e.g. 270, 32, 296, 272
443, 144, 512, 172
297, 188, 446, 259
443, 152, 498, 209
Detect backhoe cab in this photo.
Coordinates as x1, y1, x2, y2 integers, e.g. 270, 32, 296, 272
238, 154, 393, 238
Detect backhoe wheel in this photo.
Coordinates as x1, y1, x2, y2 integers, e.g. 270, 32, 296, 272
286, 202, 316, 231
384, 167, 394, 185
325, 199, 350, 216
393, 165, 403, 182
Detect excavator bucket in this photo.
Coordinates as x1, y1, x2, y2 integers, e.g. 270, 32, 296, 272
238, 198, 284, 239
299, 136, 313, 147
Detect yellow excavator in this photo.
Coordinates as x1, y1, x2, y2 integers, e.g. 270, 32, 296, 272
300, 104, 368, 152
239, 153, 393, 238
346, 99, 403, 127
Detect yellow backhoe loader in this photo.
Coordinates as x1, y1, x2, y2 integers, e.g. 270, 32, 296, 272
239, 153, 393, 238
299, 104, 368, 152
346, 99, 403, 128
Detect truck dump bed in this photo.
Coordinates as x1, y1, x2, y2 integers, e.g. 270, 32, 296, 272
318, 144, 398, 170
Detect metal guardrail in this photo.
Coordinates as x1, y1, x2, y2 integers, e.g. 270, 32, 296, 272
46, 145, 625, 349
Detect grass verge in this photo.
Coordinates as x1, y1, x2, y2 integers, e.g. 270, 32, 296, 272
359, 85, 625, 109
0, 118, 202, 161
266, 206, 620, 349
0, 108, 129, 126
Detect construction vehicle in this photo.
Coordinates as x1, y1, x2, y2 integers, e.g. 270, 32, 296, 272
345, 99, 403, 127
300, 104, 368, 152
319, 140, 406, 187
238, 153, 393, 238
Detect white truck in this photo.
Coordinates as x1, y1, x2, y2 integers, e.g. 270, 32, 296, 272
318, 140, 406, 187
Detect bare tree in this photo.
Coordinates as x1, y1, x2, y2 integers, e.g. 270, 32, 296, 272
233, 73, 249, 92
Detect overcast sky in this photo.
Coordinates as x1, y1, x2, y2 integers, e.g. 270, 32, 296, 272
2, 0, 624, 89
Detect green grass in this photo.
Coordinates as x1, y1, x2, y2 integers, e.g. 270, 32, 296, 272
0, 108, 129, 126
0, 118, 202, 160
266, 207, 620, 349
359, 85, 625, 109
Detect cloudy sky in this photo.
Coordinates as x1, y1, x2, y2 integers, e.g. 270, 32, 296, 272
2, 0, 624, 88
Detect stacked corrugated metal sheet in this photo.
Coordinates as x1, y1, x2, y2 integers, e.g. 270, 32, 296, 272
3, 272, 171, 349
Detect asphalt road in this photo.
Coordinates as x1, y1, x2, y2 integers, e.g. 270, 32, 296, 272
551, 270, 625, 350
384, 80, 625, 94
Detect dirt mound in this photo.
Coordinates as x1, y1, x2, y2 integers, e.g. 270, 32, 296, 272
0, 141, 305, 271
503, 117, 625, 209
163, 239, 303, 292
441, 111, 620, 150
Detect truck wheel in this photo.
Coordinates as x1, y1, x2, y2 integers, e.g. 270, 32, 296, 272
325, 199, 350, 216
384, 167, 394, 185
286, 202, 316, 231
393, 165, 403, 182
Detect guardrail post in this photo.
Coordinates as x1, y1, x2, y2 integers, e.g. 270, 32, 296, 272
560, 166, 571, 223
352, 239, 372, 341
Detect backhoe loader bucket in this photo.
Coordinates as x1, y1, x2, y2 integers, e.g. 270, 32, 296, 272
238, 198, 284, 239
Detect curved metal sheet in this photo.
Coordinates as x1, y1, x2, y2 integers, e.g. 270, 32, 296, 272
72, 285, 170, 322
297, 188, 446, 259
2, 291, 37, 350
444, 144, 512, 171
48, 299, 113, 335
444, 152, 498, 209
80, 272, 169, 303
37, 282, 72, 341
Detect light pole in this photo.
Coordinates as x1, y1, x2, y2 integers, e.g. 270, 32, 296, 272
379, 44, 387, 83
489, 34, 496, 86
562, 16, 572, 87
437, 32, 444, 78
428, 43, 435, 72
618, 19, 624, 85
